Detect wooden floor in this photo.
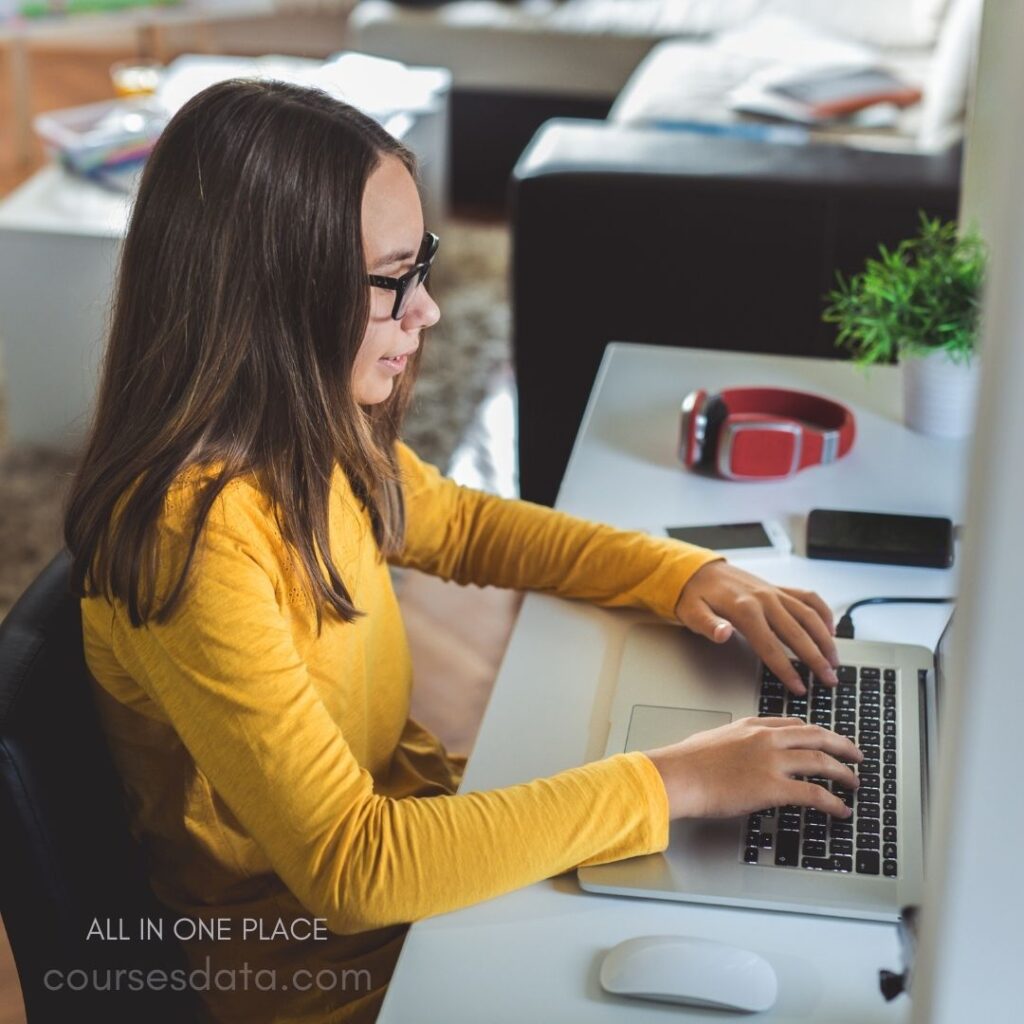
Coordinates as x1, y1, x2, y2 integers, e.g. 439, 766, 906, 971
0, 46, 520, 1023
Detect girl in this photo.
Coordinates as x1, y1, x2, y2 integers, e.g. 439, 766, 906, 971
65, 80, 860, 1024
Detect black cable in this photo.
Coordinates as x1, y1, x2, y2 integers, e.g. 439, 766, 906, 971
835, 596, 956, 639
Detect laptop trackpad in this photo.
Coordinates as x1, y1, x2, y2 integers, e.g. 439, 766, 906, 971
623, 705, 732, 753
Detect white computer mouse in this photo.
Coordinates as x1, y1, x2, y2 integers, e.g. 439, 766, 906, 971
600, 934, 778, 1013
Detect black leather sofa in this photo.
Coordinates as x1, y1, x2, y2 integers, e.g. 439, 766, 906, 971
510, 119, 962, 506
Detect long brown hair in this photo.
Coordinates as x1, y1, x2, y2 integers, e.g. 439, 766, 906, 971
64, 79, 421, 628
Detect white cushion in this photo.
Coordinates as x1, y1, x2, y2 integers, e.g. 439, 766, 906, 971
763, 0, 942, 48
917, 0, 984, 151
612, 17, 880, 126
609, 40, 759, 125
915, 0, 954, 40
611, 20, 935, 152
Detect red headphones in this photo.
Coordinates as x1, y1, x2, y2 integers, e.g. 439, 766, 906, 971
679, 387, 856, 480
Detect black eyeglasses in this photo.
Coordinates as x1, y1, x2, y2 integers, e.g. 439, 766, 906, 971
367, 231, 440, 320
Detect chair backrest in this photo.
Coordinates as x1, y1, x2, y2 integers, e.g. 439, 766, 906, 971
0, 551, 196, 1022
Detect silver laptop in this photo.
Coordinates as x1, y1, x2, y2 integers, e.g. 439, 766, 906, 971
577, 615, 952, 922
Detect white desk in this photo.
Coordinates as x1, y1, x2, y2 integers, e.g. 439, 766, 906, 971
378, 343, 968, 1023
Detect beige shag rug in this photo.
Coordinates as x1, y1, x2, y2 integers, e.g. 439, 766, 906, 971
0, 220, 510, 619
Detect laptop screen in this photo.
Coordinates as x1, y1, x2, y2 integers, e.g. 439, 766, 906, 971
933, 610, 956, 725
923, 610, 956, 816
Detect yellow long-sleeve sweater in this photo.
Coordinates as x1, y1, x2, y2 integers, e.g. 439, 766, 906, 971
81, 443, 722, 1023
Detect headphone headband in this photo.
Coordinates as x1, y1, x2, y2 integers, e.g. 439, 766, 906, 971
679, 386, 856, 480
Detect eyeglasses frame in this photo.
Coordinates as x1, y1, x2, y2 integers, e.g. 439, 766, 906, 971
367, 231, 440, 321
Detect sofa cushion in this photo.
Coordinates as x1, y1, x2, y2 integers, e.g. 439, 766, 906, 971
610, 15, 940, 150
609, 40, 760, 126
765, 0, 945, 48
917, 0, 983, 152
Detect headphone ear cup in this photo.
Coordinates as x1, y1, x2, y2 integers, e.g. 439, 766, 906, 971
700, 395, 729, 470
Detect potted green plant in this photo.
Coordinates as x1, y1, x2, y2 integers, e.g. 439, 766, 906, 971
823, 214, 986, 438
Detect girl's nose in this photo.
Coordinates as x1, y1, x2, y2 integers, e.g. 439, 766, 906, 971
403, 284, 440, 331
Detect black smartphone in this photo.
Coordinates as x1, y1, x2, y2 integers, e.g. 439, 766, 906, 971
665, 520, 791, 558
806, 509, 955, 568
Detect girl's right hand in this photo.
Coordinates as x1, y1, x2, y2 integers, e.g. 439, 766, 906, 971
644, 716, 862, 820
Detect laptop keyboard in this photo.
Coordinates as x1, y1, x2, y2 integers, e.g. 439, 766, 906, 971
740, 660, 898, 879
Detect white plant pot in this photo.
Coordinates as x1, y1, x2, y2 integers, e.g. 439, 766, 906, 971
901, 350, 980, 438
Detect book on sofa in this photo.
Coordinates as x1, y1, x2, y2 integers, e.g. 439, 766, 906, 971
732, 66, 923, 124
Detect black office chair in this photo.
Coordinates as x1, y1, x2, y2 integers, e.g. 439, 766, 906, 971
0, 551, 197, 1022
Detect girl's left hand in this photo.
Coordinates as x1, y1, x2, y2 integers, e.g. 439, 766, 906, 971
673, 560, 839, 694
